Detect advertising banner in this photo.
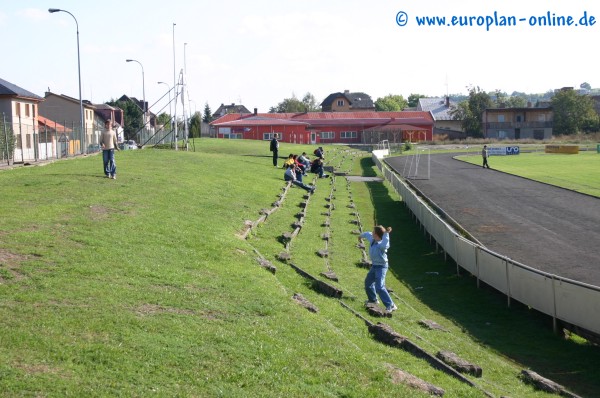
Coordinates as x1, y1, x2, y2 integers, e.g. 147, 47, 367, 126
488, 146, 520, 156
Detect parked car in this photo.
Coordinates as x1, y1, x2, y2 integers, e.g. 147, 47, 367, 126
126, 140, 138, 150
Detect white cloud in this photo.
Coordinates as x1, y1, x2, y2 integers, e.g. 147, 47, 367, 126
17, 8, 50, 21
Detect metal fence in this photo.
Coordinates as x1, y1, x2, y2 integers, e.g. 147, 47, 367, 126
373, 152, 600, 339
2, 116, 104, 163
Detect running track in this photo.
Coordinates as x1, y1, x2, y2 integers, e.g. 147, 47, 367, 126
385, 153, 600, 287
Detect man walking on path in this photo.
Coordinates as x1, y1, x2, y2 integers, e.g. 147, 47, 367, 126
100, 120, 119, 179
482, 145, 490, 169
270, 134, 279, 167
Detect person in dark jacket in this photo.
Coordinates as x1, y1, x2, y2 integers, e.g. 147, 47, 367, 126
310, 158, 328, 178
270, 135, 279, 167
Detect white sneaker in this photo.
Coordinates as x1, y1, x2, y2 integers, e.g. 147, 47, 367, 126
386, 304, 398, 313
364, 300, 379, 306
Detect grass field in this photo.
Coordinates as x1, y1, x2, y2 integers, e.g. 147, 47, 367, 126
457, 150, 600, 197
1, 139, 599, 397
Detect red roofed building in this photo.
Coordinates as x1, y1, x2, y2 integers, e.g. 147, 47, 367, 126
210, 111, 434, 144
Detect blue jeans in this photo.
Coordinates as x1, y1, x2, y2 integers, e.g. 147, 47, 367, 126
284, 175, 312, 192
103, 149, 116, 176
365, 265, 394, 308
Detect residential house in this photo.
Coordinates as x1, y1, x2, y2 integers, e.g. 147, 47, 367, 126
417, 96, 465, 139
482, 106, 553, 140
210, 110, 433, 145
211, 103, 251, 119
321, 90, 375, 112
94, 103, 125, 143
38, 91, 97, 154
37, 116, 72, 159
0, 78, 44, 162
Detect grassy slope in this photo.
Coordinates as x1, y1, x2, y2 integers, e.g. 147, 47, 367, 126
0, 139, 599, 397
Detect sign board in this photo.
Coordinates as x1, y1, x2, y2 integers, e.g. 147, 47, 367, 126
545, 145, 579, 154
488, 146, 520, 156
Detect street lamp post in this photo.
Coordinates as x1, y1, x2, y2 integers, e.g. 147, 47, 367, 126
126, 59, 146, 141
48, 8, 85, 153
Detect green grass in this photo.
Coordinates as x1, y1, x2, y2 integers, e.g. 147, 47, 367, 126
1, 139, 599, 397
457, 150, 600, 197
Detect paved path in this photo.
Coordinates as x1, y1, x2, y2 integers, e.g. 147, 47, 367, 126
385, 154, 600, 287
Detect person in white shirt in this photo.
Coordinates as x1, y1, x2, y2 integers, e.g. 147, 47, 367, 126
100, 120, 120, 179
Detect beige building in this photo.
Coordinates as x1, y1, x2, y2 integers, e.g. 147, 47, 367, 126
483, 107, 553, 140
0, 78, 44, 162
38, 92, 97, 152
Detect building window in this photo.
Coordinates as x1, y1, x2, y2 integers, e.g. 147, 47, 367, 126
25, 104, 30, 117
498, 130, 507, 139
15, 102, 20, 117
263, 132, 281, 140
336, 100, 344, 107
229, 133, 242, 139
26, 134, 32, 148
320, 132, 334, 139
497, 115, 505, 122
340, 131, 357, 139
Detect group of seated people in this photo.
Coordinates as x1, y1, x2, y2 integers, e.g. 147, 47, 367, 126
283, 149, 329, 193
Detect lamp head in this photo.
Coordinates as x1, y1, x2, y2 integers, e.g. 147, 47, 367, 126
48, 8, 61, 13
126, 59, 133, 62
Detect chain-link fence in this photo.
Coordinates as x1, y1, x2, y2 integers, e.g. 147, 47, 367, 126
2, 116, 103, 164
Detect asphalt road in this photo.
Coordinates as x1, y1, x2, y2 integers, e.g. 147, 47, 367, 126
385, 153, 600, 287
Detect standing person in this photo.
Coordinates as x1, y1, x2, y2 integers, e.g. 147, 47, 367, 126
482, 145, 490, 169
270, 134, 279, 167
361, 225, 397, 313
100, 120, 119, 179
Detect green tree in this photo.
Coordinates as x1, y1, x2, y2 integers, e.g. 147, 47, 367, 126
270, 92, 319, 113
107, 99, 142, 140
580, 82, 592, 90
301, 92, 320, 112
374, 94, 407, 111
157, 112, 171, 127
449, 86, 492, 137
189, 112, 201, 138
505, 96, 527, 108
202, 103, 213, 124
551, 89, 599, 134
407, 93, 427, 108
0, 124, 15, 163
494, 90, 526, 108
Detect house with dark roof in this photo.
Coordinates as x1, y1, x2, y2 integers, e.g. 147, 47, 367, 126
0, 78, 44, 162
211, 103, 251, 119
320, 90, 375, 112
417, 96, 465, 139
210, 111, 433, 144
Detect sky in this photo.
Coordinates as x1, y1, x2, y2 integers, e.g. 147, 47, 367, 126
2, 0, 599, 116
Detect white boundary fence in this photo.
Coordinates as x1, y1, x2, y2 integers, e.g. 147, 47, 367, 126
373, 153, 600, 338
